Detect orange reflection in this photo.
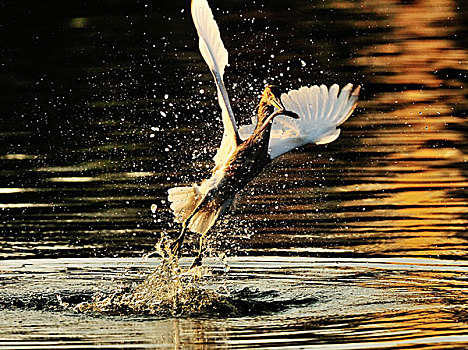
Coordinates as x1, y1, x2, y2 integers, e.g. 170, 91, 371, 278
334, 0, 468, 256
232, 0, 468, 259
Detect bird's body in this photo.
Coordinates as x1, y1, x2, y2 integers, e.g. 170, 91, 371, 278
169, 88, 298, 266
167, 0, 360, 267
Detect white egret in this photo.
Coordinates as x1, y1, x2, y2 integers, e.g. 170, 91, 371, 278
168, 0, 360, 268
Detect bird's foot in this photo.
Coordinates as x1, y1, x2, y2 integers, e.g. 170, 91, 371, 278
169, 239, 182, 260
190, 256, 203, 270
169, 225, 187, 260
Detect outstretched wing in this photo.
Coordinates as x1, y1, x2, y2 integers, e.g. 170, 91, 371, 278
191, 0, 240, 168
268, 83, 360, 159
239, 83, 360, 158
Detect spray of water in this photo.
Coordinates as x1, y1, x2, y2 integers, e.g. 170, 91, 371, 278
75, 235, 238, 316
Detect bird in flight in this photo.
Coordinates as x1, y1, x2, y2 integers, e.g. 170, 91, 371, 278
167, 0, 360, 268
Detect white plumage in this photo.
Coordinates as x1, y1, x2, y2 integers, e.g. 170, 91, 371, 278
191, 0, 239, 171
167, 0, 243, 236
239, 83, 361, 159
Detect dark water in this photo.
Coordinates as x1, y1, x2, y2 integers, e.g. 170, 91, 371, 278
1, 0, 467, 348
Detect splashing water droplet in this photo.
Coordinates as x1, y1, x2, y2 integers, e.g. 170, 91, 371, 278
74, 234, 241, 317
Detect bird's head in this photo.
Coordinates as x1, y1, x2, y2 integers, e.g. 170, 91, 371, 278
260, 85, 284, 111
257, 85, 299, 130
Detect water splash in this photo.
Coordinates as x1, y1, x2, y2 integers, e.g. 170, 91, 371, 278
74, 235, 318, 317
75, 236, 238, 316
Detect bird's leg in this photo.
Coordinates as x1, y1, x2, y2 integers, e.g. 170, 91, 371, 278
170, 222, 187, 259
190, 235, 205, 269
171, 192, 216, 264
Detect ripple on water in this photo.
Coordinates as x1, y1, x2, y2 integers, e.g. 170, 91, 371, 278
1, 256, 468, 349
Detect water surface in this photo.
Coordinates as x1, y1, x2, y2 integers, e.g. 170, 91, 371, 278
2, 257, 468, 349
1, 0, 467, 348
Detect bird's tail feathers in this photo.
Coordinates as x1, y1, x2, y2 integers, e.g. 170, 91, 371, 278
168, 182, 234, 235
168, 185, 203, 223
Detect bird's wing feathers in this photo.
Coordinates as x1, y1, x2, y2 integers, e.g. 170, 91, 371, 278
266, 83, 360, 159
191, 0, 240, 167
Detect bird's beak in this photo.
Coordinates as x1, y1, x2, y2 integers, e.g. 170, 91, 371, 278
270, 94, 285, 111
271, 93, 299, 119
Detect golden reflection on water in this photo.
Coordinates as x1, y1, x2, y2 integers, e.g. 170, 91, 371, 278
336, 0, 468, 243
231, 0, 468, 259
356, 0, 467, 83
342, 0, 468, 256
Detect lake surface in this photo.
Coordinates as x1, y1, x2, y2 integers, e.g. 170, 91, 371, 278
1, 0, 467, 348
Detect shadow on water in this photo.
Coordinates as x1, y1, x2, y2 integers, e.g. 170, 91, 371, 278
1, 0, 468, 348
